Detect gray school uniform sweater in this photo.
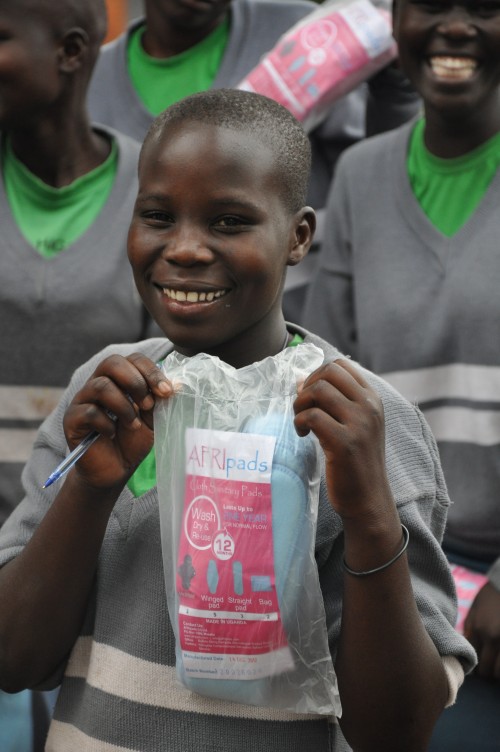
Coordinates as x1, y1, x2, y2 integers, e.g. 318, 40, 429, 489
302, 122, 500, 587
0, 327, 476, 752
0, 127, 145, 527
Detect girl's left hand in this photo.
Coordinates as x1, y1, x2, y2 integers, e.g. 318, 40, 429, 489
293, 359, 393, 523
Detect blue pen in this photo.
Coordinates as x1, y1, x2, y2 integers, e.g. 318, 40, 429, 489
42, 429, 102, 488
42, 363, 167, 489
42, 400, 125, 489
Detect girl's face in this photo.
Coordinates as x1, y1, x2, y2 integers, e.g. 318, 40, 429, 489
128, 121, 312, 368
0, 4, 62, 129
393, 0, 500, 124
144, 0, 232, 32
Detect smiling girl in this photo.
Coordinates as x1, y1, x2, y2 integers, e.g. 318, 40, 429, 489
304, 1, 500, 748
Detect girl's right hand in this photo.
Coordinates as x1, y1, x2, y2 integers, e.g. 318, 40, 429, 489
63, 353, 173, 490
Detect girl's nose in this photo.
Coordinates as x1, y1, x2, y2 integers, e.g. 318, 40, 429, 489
437, 6, 477, 39
163, 226, 214, 266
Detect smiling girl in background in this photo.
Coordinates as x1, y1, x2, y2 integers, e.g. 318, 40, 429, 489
304, 1, 500, 748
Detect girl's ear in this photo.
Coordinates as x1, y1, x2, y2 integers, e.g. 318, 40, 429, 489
287, 207, 316, 267
58, 28, 89, 74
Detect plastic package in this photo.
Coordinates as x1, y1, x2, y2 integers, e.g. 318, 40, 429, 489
237, 0, 397, 132
155, 344, 341, 715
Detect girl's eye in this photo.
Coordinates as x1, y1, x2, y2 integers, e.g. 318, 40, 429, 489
412, 0, 500, 14
475, 0, 500, 16
213, 216, 249, 230
142, 210, 173, 224
410, 0, 445, 11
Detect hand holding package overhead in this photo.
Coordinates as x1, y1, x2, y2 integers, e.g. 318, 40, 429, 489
154, 344, 341, 715
237, 0, 397, 133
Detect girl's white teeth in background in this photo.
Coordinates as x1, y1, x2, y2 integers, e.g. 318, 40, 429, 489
430, 57, 477, 80
163, 288, 228, 302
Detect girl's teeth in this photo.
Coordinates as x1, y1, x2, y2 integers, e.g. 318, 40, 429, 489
430, 57, 477, 79
164, 289, 227, 302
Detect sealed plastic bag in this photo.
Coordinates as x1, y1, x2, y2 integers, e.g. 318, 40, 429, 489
155, 343, 341, 715
237, 0, 396, 133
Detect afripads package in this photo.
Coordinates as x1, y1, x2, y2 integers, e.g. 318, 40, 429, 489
238, 0, 396, 133
155, 343, 340, 715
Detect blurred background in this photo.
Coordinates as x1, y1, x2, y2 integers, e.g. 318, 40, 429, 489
105, 0, 141, 43
106, 0, 323, 42
127, 0, 143, 22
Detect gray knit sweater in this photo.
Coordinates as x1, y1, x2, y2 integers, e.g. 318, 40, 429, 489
303, 121, 500, 587
0, 327, 476, 751
0, 127, 145, 526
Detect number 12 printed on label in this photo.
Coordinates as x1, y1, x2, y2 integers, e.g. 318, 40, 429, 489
177, 427, 294, 680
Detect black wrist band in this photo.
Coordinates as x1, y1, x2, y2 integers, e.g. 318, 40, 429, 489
343, 524, 410, 577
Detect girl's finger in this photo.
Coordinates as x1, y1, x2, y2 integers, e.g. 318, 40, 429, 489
301, 359, 370, 402
91, 354, 172, 413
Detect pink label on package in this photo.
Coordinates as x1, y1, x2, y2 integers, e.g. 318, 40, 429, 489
239, 0, 395, 123
177, 427, 294, 680
450, 564, 488, 635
